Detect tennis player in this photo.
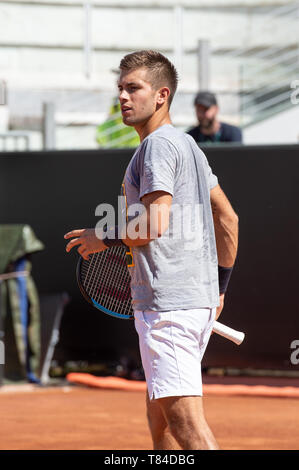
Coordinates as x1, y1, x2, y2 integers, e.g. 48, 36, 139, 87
65, 50, 238, 450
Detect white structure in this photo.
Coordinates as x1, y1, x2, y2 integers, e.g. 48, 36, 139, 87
0, 0, 298, 149
0, 80, 8, 131
243, 103, 299, 144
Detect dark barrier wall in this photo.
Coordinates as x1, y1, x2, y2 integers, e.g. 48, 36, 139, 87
0, 144, 298, 371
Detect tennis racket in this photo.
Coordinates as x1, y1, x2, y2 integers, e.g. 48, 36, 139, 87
76, 245, 245, 345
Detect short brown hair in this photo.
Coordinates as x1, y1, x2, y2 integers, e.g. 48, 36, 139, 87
119, 50, 178, 108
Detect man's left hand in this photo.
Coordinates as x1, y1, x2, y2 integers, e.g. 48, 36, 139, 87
216, 293, 225, 321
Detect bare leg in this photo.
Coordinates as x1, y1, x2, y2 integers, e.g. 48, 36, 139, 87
146, 392, 181, 450
157, 395, 220, 450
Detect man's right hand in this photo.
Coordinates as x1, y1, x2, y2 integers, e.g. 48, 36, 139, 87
64, 228, 108, 260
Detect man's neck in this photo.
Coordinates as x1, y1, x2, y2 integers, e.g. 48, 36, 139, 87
135, 113, 172, 142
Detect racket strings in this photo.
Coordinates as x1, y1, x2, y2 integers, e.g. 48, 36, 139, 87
111, 247, 133, 315
92, 248, 112, 301
83, 251, 103, 296
101, 256, 133, 316
104, 246, 132, 315
82, 253, 106, 298
80, 246, 133, 318
85, 249, 113, 298
96, 248, 127, 309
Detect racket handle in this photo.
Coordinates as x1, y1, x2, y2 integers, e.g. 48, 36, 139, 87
213, 321, 245, 345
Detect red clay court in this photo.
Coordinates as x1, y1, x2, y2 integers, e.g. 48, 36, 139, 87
1, 376, 299, 450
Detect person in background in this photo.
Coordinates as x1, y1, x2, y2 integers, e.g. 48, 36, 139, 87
187, 91, 242, 144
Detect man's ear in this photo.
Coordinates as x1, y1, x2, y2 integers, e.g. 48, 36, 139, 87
157, 87, 170, 105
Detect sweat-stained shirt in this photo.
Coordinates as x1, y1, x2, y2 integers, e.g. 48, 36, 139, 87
122, 124, 220, 312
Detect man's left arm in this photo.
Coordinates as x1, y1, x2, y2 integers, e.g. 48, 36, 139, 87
210, 184, 239, 320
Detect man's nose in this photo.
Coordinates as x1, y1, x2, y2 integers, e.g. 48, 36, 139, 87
119, 89, 129, 102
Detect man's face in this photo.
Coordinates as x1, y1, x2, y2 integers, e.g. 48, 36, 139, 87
195, 103, 218, 128
118, 67, 159, 126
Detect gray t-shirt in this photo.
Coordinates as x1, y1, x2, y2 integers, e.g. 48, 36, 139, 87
123, 124, 220, 312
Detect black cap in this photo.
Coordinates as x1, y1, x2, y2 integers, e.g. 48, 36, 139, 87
194, 91, 217, 108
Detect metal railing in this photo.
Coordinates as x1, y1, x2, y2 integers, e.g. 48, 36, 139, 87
215, 1, 299, 127
218, 2, 299, 60
0, 131, 30, 151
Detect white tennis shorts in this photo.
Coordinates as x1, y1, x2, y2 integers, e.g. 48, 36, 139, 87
134, 307, 216, 400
